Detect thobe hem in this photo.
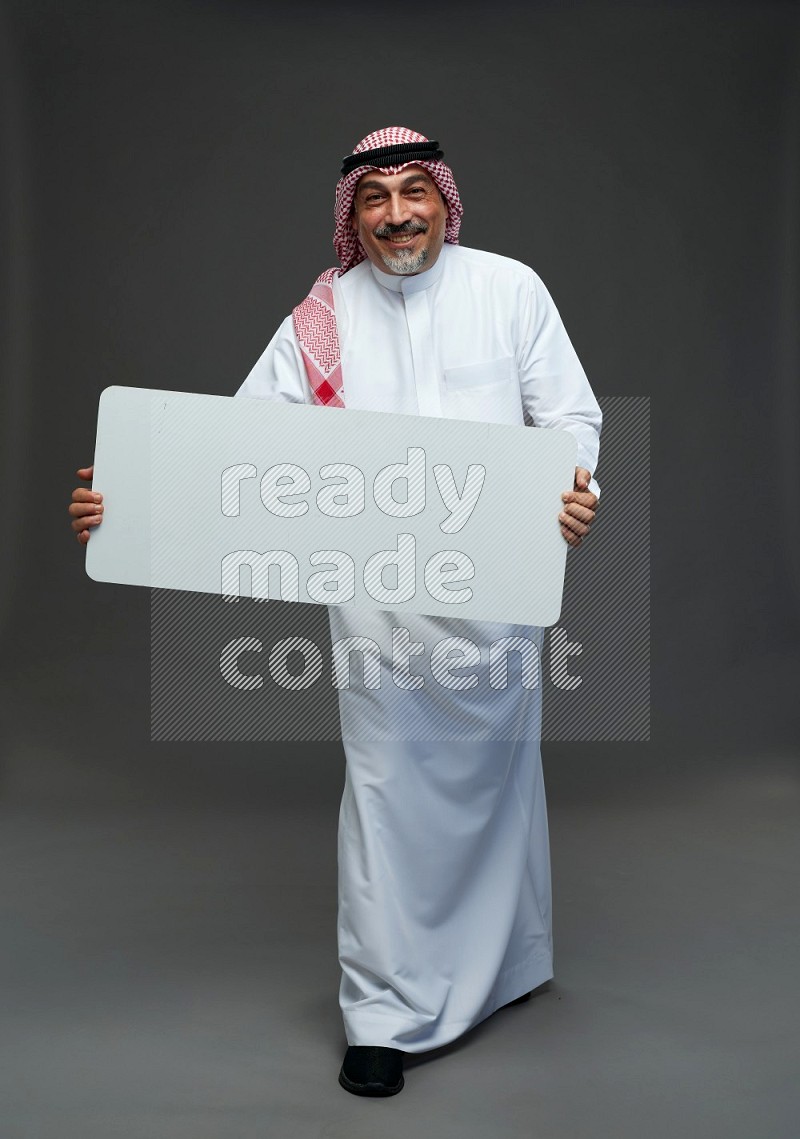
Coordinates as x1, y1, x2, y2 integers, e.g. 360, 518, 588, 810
341, 949, 554, 1053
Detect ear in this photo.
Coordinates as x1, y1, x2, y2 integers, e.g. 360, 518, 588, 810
350, 205, 358, 233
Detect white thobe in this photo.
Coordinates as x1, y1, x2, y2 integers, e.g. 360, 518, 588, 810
236, 243, 601, 1052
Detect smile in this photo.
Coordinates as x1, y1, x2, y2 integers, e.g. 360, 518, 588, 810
384, 234, 419, 246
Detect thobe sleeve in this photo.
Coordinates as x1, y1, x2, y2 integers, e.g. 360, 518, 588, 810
234, 314, 311, 404
516, 272, 602, 499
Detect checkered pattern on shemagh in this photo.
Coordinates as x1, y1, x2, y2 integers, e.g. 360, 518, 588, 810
292, 127, 463, 408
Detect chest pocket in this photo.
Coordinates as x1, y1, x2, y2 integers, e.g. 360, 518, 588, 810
443, 356, 524, 425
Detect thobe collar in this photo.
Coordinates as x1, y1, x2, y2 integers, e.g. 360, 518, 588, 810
368, 243, 447, 295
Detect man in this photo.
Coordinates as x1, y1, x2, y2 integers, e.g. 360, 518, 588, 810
69, 126, 601, 1098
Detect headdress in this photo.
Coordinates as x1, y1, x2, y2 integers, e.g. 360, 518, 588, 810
333, 126, 463, 273
293, 127, 462, 407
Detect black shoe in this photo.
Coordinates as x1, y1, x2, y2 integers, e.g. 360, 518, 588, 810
501, 989, 533, 1009
338, 1046, 405, 1097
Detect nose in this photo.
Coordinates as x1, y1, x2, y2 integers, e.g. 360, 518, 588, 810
384, 191, 412, 226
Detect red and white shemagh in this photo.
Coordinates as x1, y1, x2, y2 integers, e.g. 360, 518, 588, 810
292, 127, 463, 409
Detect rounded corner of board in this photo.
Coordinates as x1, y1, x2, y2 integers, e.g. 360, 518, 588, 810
83, 551, 104, 582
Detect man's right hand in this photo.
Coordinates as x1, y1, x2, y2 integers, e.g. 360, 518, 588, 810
69, 465, 103, 545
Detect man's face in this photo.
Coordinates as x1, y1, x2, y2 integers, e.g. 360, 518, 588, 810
350, 165, 449, 276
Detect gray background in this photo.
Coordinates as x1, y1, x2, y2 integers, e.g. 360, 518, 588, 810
1, 1, 798, 1136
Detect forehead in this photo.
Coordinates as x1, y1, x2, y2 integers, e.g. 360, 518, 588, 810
354, 165, 433, 195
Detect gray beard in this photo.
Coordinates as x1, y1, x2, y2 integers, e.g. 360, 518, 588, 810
380, 244, 430, 275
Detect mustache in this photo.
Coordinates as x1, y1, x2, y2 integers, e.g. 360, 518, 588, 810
372, 220, 429, 238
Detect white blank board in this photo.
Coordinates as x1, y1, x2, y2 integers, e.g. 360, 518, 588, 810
86, 386, 577, 626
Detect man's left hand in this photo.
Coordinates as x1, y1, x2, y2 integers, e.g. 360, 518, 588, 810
559, 467, 598, 548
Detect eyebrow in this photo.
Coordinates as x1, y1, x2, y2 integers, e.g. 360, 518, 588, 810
356, 173, 434, 196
